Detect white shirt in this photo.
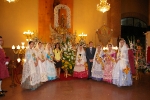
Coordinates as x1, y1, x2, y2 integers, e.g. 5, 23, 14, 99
90, 47, 92, 54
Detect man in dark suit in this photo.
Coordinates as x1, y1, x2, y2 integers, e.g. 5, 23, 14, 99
86, 41, 96, 79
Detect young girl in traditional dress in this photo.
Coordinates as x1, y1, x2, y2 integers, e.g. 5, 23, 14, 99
45, 43, 57, 81
53, 43, 62, 78
91, 45, 104, 81
21, 41, 41, 90
35, 42, 48, 82
73, 45, 88, 78
103, 44, 116, 83
112, 39, 132, 87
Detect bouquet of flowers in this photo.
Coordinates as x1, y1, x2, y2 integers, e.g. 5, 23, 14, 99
96, 53, 104, 69
47, 52, 53, 60
123, 66, 130, 74
61, 37, 76, 74
32, 53, 36, 62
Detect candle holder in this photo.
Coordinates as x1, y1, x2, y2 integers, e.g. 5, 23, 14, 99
10, 61, 17, 88
23, 30, 34, 41
12, 42, 26, 63
78, 32, 87, 40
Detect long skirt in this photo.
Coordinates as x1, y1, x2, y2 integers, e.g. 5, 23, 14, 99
103, 61, 114, 83
21, 61, 41, 90
73, 64, 88, 78
112, 60, 132, 87
91, 62, 103, 81
46, 61, 57, 81
38, 60, 48, 82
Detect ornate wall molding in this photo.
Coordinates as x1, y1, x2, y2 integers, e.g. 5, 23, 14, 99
54, 4, 71, 28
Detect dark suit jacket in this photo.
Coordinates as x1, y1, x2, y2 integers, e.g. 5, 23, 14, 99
86, 47, 96, 62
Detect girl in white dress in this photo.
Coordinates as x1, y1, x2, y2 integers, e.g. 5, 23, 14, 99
73, 45, 88, 78
45, 43, 57, 81
35, 42, 48, 82
91, 45, 104, 81
21, 41, 41, 90
112, 39, 132, 87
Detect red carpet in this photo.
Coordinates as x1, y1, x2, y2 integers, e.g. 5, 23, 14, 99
55, 73, 87, 81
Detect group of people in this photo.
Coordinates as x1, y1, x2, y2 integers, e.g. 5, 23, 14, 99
21, 41, 63, 90
22, 38, 132, 90
0, 35, 133, 94
73, 39, 132, 87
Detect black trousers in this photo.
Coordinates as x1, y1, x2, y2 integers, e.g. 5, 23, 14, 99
88, 61, 93, 78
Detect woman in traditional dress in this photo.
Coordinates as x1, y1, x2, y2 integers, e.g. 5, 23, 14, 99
21, 41, 41, 90
45, 43, 57, 81
103, 44, 116, 83
91, 45, 104, 81
53, 43, 62, 78
35, 42, 48, 82
73, 45, 88, 78
112, 39, 132, 87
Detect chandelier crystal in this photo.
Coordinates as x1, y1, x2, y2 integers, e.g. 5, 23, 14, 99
97, 0, 110, 13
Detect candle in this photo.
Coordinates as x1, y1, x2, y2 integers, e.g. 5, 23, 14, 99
21, 42, 25, 46
17, 58, 21, 63
12, 45, 15, 49
17, 45, 20, 49
21, 45, 25, 49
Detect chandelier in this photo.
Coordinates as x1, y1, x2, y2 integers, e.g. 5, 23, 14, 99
5, 0, 17, 3
97, 0, 110, 13
23, 30, 34, 41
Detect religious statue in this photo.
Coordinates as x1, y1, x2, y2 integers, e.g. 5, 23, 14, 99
60, 14, 66, 28
55, 14, 68, 35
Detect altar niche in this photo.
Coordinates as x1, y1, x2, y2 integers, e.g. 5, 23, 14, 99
54, 4, 71, 29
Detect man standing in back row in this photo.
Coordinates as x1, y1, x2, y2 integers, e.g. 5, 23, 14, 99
0, 36, 10, 97
86, 41, 96, 80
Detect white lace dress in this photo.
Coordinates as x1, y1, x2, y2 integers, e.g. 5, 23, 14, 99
21, 48, 41, 89
45, 50, 57, 81
91, 49, 104, 81
35, 49, 48, 82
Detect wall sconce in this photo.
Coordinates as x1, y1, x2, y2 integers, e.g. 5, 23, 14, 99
23, 30, 34, 41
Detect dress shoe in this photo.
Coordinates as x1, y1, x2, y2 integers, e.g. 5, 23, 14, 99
0, 92, 5, 97
1, 90, 7, 93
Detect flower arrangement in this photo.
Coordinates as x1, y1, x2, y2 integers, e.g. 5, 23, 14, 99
127, 36, 135, 49
61, 37, 76, 74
